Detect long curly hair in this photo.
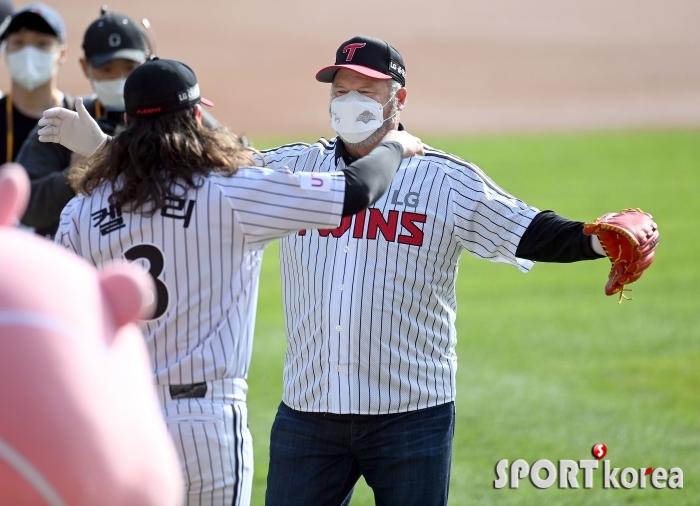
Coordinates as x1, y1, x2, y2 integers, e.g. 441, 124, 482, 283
68, 107, 260, 214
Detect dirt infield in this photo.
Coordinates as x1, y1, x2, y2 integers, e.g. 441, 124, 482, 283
2, 0, 699, 136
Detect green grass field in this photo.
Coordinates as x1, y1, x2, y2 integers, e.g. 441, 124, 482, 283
247, 130, 700, 505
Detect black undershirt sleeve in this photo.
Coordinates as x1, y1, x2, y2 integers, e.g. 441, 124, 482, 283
341, 141, 403, 216
515, 210, 605, 263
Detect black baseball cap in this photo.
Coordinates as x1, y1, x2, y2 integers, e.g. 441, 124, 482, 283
124, 57, 213, 117
0, 2, 66, 42
83, 13, 147, 68
316, 35, 406, 87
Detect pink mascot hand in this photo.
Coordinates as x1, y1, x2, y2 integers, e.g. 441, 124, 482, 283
0, 164, 183, 505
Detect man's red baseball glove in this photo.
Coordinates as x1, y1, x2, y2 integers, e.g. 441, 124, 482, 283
583, 209, 659, 302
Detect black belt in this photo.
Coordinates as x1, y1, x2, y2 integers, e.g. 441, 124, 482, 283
286, 401, 454, 421
286, 404, 385, 421
169, 382, 207, 399
311, 412, 377, 421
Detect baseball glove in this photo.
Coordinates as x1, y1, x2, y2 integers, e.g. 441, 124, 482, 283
583, 208, 659, 302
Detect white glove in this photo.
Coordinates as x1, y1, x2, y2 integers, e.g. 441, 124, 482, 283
37, 97, 109, 157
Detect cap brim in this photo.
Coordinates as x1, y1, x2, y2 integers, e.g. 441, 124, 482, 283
200, 97, 214, 107
2, 11, 64, 42
315, 64, 393, 83
89, 49, 147, 68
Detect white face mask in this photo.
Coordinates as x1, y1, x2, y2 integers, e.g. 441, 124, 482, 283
6, 46, 59, 91
91, 77, 127, 111
330, 90, 397, 144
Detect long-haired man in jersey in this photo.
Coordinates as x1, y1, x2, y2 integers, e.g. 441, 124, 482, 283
40, 57, 423, 504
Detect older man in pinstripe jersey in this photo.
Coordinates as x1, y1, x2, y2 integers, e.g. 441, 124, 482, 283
263, 36, 610, 506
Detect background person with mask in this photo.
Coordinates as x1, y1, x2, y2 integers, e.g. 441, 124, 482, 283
18, 9, 147, 238
0, 2, 69, 163
77, 9, 148, 138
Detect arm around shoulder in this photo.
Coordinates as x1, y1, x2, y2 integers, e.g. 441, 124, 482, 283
341, 131, 424, 216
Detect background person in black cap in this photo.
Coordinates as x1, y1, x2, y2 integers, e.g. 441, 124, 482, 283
17, 8, 147, 238
79, 8, 147, 119
38, 56, 424, 505
254, 35, 651, 506
0, 2, 70, 164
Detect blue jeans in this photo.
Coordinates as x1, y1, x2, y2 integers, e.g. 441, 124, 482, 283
265, 402, 455, 506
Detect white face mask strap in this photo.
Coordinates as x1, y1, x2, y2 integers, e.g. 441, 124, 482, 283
381, 89, 399, 109
385, 108, 399, 124
380, 90, 401, 124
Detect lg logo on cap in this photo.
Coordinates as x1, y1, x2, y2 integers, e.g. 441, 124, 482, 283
178, 84, 200, 103
389, 60, 406, 78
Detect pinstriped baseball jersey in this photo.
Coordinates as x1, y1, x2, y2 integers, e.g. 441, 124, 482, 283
55, 167, 345, 386
263, 136, 540, 415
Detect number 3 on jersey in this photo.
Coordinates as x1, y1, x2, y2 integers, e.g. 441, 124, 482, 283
124, 244, 169, 319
